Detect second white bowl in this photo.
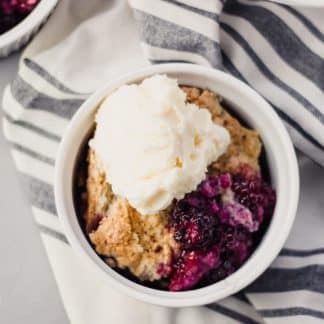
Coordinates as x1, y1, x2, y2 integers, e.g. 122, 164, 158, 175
0, 0, 58, 57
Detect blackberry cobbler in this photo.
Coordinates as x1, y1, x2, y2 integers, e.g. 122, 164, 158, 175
75, 75, 276, 291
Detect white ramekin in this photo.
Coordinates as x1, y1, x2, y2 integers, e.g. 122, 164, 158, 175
0, 0, 58, 57
55, 64, 299, 307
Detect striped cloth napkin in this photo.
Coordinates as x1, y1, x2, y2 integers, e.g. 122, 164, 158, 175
2, 0, 324, 323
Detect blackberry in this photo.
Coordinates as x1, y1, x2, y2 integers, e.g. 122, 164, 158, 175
232, 168, 276, 226
169, 246, 220, 291
172, 192, 218, 249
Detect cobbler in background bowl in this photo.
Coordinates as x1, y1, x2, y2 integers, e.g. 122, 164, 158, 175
0, 0, 40, 35
0, 0, 57, 57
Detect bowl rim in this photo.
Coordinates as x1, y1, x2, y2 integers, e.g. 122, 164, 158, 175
0, 0, 58, 49
55, 63, 299, 307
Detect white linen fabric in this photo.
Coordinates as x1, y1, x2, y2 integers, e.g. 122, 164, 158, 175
2, 0, 324, 323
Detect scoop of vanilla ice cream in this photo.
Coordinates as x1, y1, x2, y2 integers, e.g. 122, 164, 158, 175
90, 75, 230, 215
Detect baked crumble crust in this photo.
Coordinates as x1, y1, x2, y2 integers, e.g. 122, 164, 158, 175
89, 197, 178, 281
85, 149, 114, 233
181, 87, 261, 174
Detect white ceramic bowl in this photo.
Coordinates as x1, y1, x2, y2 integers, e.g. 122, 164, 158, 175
0, 0, 58, 57
55, 64, 299, 307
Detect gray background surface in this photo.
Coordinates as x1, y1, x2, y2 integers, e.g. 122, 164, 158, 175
0, 53, 69, 324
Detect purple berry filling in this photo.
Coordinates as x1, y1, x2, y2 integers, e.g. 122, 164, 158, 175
169, 247, 220, 291
168, 165, 276, 291
0, 0, 40, 35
